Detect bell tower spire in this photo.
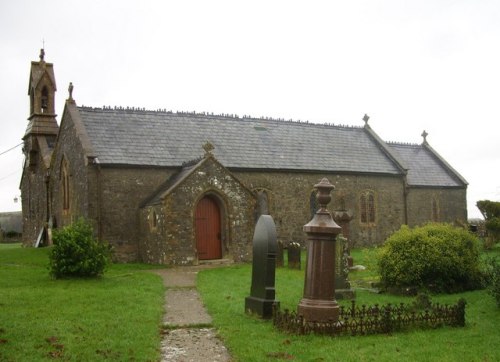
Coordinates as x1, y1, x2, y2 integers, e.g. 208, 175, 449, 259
24, 48, 59, 140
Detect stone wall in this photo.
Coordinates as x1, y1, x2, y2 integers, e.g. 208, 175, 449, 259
233, 171, 406, 247
47, 106, 178, 261
97, 167, 176, 261
21, 137, 48, 246
140, 157, 255, 265
50, 107, 91, 229
406, 187, 467, 227
0, 212, 22, 235
21, 169, 47, 245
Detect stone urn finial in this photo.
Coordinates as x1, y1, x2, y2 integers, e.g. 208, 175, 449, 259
315, 178, 335, 212
304, 178, 341, 234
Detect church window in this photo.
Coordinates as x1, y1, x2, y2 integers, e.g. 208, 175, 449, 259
61, 161, 70, 210
257, 190, 269, 216
149, 209, 158, 231
360, 190, 376, 224
432, 198, 439, 222
253, 188, 271, 222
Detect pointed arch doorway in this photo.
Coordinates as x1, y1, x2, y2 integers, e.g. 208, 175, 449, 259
195, 196, 222, 260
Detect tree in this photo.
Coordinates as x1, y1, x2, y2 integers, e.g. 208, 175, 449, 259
476, 200, 500, 248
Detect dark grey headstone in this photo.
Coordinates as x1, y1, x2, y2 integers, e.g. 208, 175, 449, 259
245, 215, 280, 318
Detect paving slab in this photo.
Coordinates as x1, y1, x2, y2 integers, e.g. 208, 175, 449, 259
164, 289, 212, 326
161, 328, 230, 362
153, 266, 232, 362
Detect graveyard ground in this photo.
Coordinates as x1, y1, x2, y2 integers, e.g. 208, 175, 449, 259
197, 246, 500, 362
1, 243, 499, 361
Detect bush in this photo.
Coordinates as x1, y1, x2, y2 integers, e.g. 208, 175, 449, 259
48, 218, 112, 278
476, 200, 500, 248
484, 257, 500, 307
5, 231, 21, 238
378, 223, 483, 293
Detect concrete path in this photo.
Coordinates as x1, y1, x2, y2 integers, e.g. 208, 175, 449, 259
154, 266, 232, 362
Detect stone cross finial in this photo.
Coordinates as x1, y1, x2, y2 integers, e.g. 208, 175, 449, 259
421, 130, 428, 144
202, 141, 215, 155
363, 114, 369, 125
68, 82, 74, 100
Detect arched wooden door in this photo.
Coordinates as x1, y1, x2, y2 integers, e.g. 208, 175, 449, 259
195, 196, 222, 260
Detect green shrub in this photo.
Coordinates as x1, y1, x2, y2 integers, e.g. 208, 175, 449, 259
378, 223, 483, 293
484, 257, 500, 307
5, 231, 21, 238
477, 200, 500, 248
48, 218, 112, 278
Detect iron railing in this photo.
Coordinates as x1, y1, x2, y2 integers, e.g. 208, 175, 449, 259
273, 299, 466, 336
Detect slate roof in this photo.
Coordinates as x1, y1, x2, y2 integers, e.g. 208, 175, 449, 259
143, 160, 201, 206
388, 143, 467, 187
78, 107, 402, 174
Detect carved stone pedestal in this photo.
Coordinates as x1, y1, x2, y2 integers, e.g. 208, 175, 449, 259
297, 178, 342, 322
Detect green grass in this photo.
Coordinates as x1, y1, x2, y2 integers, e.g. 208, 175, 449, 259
198, 246, 500, 362
2, 242, 499, 361
0, 244, 165, 361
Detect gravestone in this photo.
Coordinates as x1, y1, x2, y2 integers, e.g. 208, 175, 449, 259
276, 240, 284, 267
333, 210, 354, 268
297, 178, 342, 322
287, 242, 301, 269
334, 235, 355, 299
245, 215, 280, 319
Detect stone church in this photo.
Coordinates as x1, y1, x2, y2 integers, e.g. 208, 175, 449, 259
21, 50, 468, 264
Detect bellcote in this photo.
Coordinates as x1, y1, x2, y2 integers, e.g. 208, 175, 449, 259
24, 49, 59, 139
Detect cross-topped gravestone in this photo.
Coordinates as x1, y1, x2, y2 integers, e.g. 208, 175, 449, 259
245, 215, 280, 319
334, 235, 355, 299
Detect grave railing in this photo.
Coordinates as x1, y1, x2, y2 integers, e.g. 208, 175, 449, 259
273, 298, 466, 336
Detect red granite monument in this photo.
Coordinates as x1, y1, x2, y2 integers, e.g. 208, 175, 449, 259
297, 178, 342, 322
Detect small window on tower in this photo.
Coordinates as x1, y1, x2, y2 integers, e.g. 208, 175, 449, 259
41, 86, 49, 112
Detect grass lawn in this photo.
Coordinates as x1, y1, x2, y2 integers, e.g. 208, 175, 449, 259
198, 246, 500, 362
0, 244, 165, 361
2, 242, 498, 361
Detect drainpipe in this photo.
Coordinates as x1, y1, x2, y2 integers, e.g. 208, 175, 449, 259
93, 157, 102, 241
45, 170, 51, 244
403, 175, 409, 225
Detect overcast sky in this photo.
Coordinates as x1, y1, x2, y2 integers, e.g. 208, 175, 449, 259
1, 0, 499, 219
